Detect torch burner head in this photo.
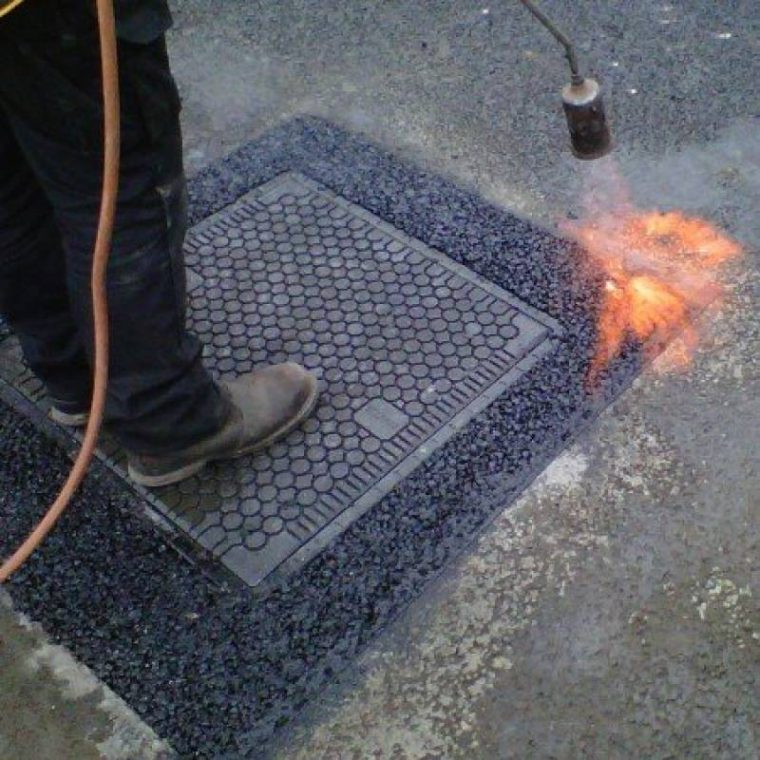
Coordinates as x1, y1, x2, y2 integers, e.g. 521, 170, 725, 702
562, 77, 612, 160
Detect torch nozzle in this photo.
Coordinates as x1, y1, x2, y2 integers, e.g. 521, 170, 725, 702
518, 0, 613, 160
562, 78, 612, 160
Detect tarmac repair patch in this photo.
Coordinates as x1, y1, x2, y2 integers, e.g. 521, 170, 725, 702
0, 118, 635, 756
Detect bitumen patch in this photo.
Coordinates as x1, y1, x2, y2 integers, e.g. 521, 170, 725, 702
0, 117, 642, 757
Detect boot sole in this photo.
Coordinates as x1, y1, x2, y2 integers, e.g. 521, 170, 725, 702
50, 408, 89, 428
128, 376, 320, 489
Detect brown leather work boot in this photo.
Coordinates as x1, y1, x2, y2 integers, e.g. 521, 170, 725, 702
49, 404, 89, 428
48, 395, 91, 427
127, 362, 319, 488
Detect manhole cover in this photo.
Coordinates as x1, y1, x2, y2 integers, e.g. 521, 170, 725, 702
0, 172, 563, 587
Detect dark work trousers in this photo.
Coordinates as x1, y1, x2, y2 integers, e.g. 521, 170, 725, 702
0, 6, 228, 454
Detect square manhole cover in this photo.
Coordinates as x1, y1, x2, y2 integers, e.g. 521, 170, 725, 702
175, 173, 562, 585
0, 172, 563, 587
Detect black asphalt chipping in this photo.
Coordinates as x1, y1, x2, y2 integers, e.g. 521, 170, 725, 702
0, 118, 642, 758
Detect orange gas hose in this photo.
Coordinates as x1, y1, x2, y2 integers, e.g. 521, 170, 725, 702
0, 0, 119, 582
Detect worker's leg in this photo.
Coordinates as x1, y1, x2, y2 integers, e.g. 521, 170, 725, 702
0, 108, 92, 411
0, 15, 317, 484
4, 35, 229, 455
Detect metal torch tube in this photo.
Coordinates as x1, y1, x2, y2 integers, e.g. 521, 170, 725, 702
518, 0, 583, 84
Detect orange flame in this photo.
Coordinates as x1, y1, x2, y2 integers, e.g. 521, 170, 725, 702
564, 190, 741, 387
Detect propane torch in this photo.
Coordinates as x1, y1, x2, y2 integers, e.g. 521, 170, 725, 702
519, 0, 612, 160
